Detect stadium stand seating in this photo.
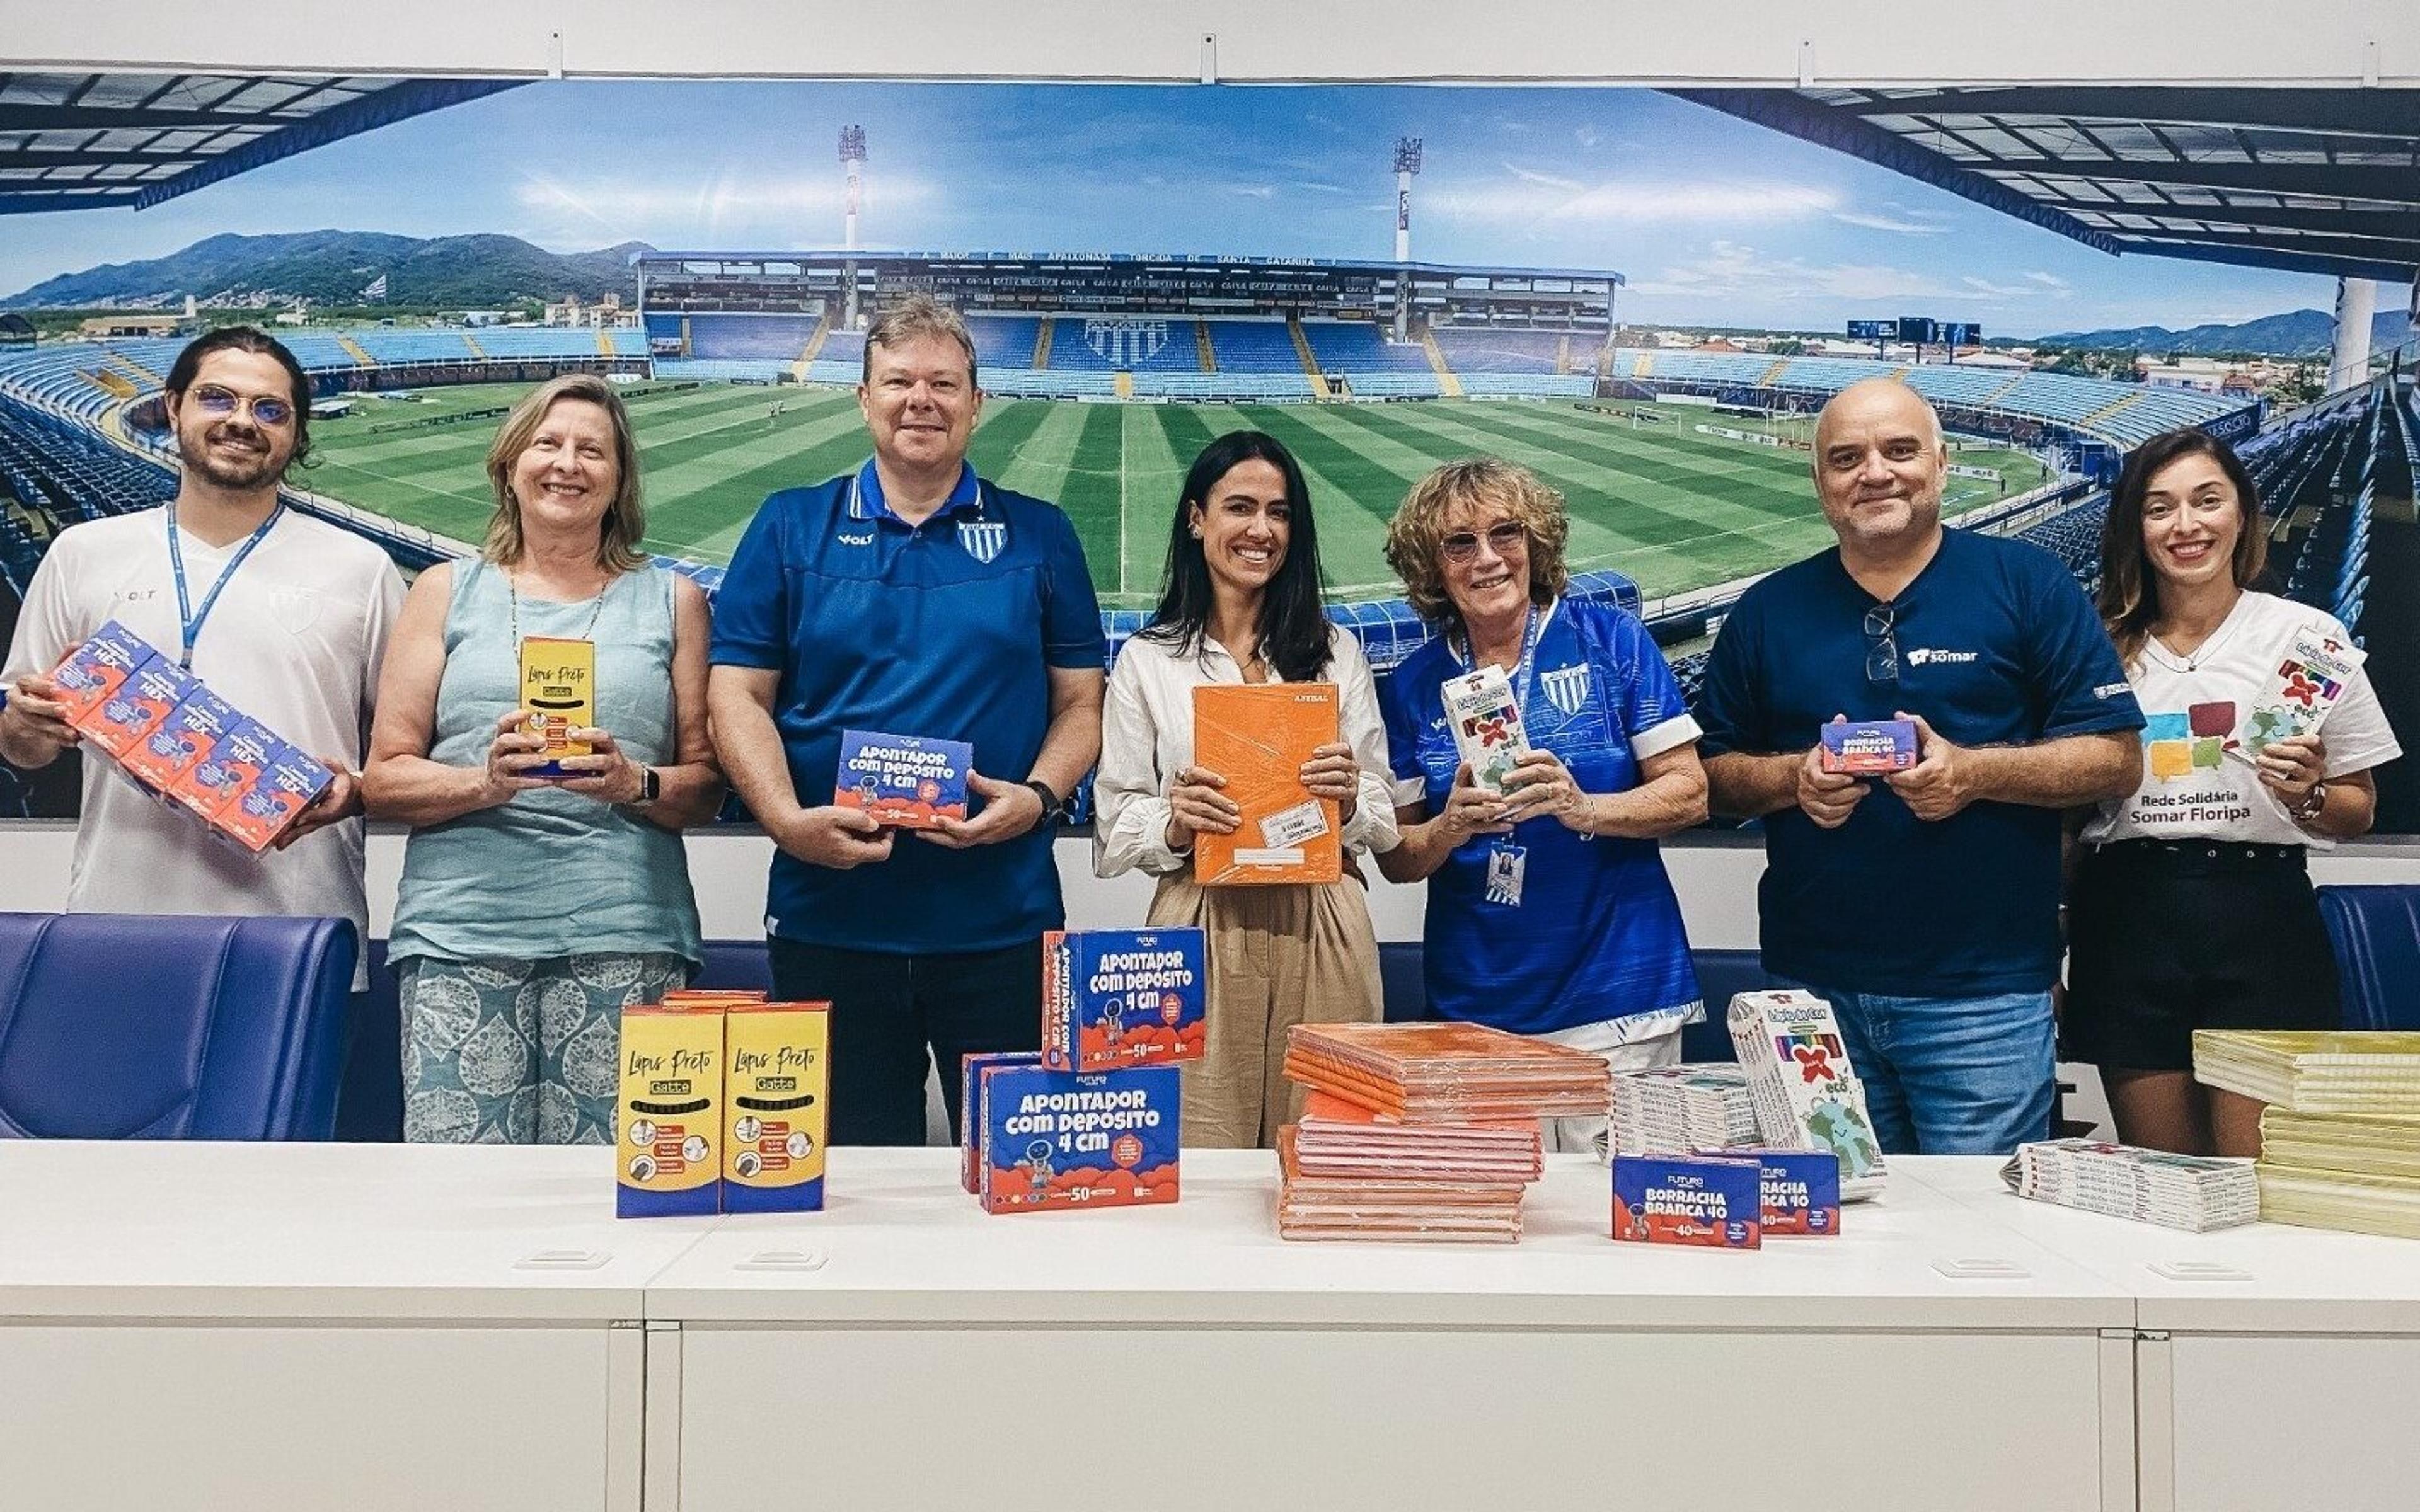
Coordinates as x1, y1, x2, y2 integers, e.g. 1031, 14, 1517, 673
470, 327, 625, 360
1433, 328, 1567, 374
354, 331, 479, 365
686, 313, 821, 362
1206, 320, 1306, 374
1457, 372, 1593, 399
981, 370, 1120, 399
1130, 372, 1317, 402
960, 314, 1042, 372
652, 358, 790, 384
1300, 320, 1436, 375
1902, 364, 2025, 407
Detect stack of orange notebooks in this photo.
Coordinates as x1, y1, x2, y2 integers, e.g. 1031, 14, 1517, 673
1282, 1021, 1613, 1123
1277, 1091, 1543, 1244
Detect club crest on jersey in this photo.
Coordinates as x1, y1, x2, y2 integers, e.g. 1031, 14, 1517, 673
958, 520, 1007, 564
1540, 664, 1591, 716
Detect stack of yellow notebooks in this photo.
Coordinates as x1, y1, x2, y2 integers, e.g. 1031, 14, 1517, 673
2192, 1030, 2420, 1239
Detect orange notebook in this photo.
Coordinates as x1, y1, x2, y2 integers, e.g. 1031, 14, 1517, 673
1190, 682, 1342, 886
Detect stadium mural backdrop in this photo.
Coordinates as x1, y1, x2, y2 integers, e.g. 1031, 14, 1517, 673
1, 81, 2412, 825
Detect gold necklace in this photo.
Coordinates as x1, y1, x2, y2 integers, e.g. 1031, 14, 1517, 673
507, 565, 613, 644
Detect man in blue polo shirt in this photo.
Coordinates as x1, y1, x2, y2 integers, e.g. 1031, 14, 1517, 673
708, 297, 1105, 1145
1699, 378, 2143, 1155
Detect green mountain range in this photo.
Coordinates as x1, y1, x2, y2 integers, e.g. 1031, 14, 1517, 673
1, 231, 652, 310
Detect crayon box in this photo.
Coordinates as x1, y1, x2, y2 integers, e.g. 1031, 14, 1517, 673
722, 1000, 831, 1215
1441, 662, 1530, 796
833, 729, 971, 828
1819, 718, 1919, 775
617, 1000, 726, 1219
978, 1063, 1180, 1215
1611, 1154, 1763, 1249
82, 654, 195, 763
46, 621, 154, 728
962, 1051, 1041, 1193
1042, 927, 1206, 1072
1190, 682, 1341, 886
214, 743, 333, 854
124, 687, 240, 797
1727, 990, 1889, 1200
1698, 1147, 1841, 1237
520, 636, 595, 779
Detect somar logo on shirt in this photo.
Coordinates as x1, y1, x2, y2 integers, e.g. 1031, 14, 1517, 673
2146, 704, 2235, 781
1904, 648, 1979, 666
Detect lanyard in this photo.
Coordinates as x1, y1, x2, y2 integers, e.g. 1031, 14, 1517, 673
1453, 602, 1545, 716
166, 501, 284, 670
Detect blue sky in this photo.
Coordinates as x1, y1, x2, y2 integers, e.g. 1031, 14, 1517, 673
0, 81, 2343, 337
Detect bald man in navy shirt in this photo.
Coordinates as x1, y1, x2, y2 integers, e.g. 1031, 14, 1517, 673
1698, 379, 2142, 1155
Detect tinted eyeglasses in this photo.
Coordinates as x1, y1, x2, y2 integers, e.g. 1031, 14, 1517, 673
188, 384, 294, 428
1864, 603, 1899, 685
1439, 520, 1527, 564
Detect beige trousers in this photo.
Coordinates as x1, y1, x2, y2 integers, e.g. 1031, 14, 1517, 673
1148, 873, 1386, 1149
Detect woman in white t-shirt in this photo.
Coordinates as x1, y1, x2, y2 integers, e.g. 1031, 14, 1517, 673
2068, 428, 2400, 1156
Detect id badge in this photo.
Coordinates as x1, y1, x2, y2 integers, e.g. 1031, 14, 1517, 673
1484, 842, 1527, 908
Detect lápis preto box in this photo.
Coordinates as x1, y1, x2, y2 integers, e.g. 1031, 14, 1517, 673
1819, 718, 1919, 775
977, 1063, 1180, 1214
617, 1000, 725, 1218
1190, 682, 1341, 886
519, 636, 595, 779
833, 729, 971, 828
1611, 1154, 1763, 1248
1042, 927, 1206, 1072
722, 1000, 831, 1215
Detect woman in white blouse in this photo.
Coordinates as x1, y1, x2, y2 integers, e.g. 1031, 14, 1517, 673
1095, 431, 1398, 1148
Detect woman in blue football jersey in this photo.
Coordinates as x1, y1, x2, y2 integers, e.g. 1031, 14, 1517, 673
1377, 458, 1708, 1154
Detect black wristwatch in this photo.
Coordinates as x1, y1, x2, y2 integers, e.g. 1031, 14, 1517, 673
1023, 778, 1063, 832
631, 765, 661, 806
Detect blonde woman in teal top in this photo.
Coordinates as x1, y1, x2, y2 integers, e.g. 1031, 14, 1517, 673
366, 374, 722, 1144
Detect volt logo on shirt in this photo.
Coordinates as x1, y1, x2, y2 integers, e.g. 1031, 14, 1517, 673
2146, 703, 2235, 781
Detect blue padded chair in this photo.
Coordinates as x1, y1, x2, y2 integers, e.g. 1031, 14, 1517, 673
0, 912, 357, 1140
2317, 884, 2420, 1032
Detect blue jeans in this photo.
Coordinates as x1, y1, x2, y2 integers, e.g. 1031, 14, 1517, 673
1797, 985, 2055, 1155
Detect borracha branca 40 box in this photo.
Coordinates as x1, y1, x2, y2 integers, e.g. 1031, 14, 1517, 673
1042, 927, 1206, 1072
978, 1063, 1180, 1214
1611, 1154, 1763, 1249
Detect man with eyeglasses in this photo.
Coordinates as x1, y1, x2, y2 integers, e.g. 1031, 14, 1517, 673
1697, 378, 2142, 1155
1, 326, 405, 998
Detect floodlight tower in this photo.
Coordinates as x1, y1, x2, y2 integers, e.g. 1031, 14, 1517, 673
840, 125, 867, 329
1392, 136, 1422, 343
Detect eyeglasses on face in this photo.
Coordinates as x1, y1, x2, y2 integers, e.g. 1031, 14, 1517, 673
1439, 520, 1528, 564
1863, 603, 1899, 685
188, 384, 294, 428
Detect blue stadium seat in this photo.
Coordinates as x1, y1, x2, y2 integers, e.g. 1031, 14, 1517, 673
0, 913, 357, 1140
686, 313, 820, 362
2318, 886, 2420, 1031
1206, 319, 1304, 374
1433, 328, 1567, 374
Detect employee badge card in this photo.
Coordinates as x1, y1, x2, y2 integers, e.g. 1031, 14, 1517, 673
834, 729, 971, 828
2235, 625, 2366, 760
1043, 927, 1207, 1071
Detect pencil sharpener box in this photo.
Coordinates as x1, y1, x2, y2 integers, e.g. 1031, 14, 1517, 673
979, 1063, 1180, 1215
1043, 927, 1206, 1072
84, 653, 194, 762
519, 635, 595, 779
618, 1002, 725, 1218
1698, 1147, 1840, 1237
722, 1001, 831, 1215
215, 743, 332, 853
125, 687, 239, 797
49, 621, 154, 728
1611, 1154, 1763, 1248
962, 1051, 1040, 1193
1819, 718, 1918, 775
834, 729, 971, 829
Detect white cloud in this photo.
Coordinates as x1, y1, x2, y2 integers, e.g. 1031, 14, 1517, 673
1574, 125, 1603, 149
1293, 180, 1351, 195
1231, 185, 1277, 199
1831, 209, 1952, 235
1625, 239, 2035, 306
1433, 173, 1838, 226
2025, 271, 2073, 292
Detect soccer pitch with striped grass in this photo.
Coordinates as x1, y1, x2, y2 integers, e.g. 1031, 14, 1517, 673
306, 384, 2049, 608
